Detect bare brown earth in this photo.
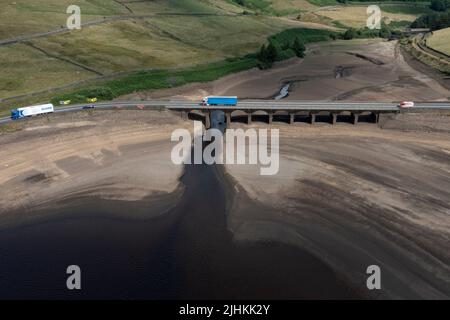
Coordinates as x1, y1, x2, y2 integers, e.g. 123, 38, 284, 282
120, 39, 450, 102
0, 109, 190, 227
225, 112, 450, 299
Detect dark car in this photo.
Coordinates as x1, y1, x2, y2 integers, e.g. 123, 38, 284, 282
82, 105, 95, 110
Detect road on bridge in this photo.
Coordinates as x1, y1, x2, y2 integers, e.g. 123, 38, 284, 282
1, 100, 450, 126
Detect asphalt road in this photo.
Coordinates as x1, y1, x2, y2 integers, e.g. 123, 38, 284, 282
1, 100, 450, 125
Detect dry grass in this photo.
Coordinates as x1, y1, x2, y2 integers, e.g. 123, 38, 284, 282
297, 11, 335, 27
265, 0, 317, 13
0, 0, 127, 40
0, 43, 92, 99
315, 5, 418, 28
406, 37, 450, 74
28, 14, 291, 75
427, 28, 450, 57
147, 15, 288, 55
31, 19, 220, 74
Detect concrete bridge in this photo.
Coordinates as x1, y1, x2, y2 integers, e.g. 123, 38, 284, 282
3, 100, 449, 127
167, 101, 401, 128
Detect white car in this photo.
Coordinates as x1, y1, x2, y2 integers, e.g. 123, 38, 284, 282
399, 101, 414, 108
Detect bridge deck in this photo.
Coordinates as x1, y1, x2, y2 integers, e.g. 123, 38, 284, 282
166, 101, 450, 112
2, 100, 449, 126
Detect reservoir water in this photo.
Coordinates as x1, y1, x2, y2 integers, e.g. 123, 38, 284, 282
274, 83, 290, 100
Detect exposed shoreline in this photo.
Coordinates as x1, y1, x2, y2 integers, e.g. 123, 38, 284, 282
0, 109, 191, 227
119, 39, 449, 103
224, 117, 450, 299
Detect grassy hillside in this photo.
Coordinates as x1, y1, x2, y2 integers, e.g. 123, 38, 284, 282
312, 5, 419, 28
0, 0, 128, 40
228, 0, 318, 14
0, 0, 313, 101
427, 27, 450, 56
0, 43, 93, 100
0, 0, 430, 106
48, 28, 338, 105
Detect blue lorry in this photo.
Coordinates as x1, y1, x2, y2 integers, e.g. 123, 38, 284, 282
202, 96, 238, 106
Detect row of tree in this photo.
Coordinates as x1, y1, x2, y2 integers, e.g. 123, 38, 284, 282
411, 9, 450, 30
430, 0, 450, 12
256, 24, 402, 70
342, 25, 393, 40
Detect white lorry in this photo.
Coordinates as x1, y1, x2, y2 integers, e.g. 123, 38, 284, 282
11, 103, 54, 120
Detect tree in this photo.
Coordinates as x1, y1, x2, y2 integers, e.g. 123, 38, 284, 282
281, 41, 290, 50
257, 44, 268, 63
266, 43, 278, 62
343, 28, 356, 40
430, 0, 449, 12
379, 24, 392, 39
411, 10, 450, 30
292, 37, 306, 58
257, 44, 272, 69
256, 42, 279, 69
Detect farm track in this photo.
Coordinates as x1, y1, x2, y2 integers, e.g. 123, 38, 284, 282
414, 33, 450, 67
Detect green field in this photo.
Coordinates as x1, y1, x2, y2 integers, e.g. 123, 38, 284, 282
306, 0, 338, 6
50, 56, 260, 105
228, 0, 317, 14
379, 3, 433, 15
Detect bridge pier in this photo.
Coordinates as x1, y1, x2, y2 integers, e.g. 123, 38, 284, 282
330, 112, 337, 125
373, 112, 380, 123
310, 113, 316, 125
204, 111, 211, 128
225, 111, 232, 128
167, 103, 400, 128
289, 113, 295, 124
351, 112, 359, 125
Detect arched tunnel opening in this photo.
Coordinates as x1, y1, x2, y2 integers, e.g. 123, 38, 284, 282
182, 110, 380, 127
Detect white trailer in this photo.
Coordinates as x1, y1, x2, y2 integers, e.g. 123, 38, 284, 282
11, 103, 54, 120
